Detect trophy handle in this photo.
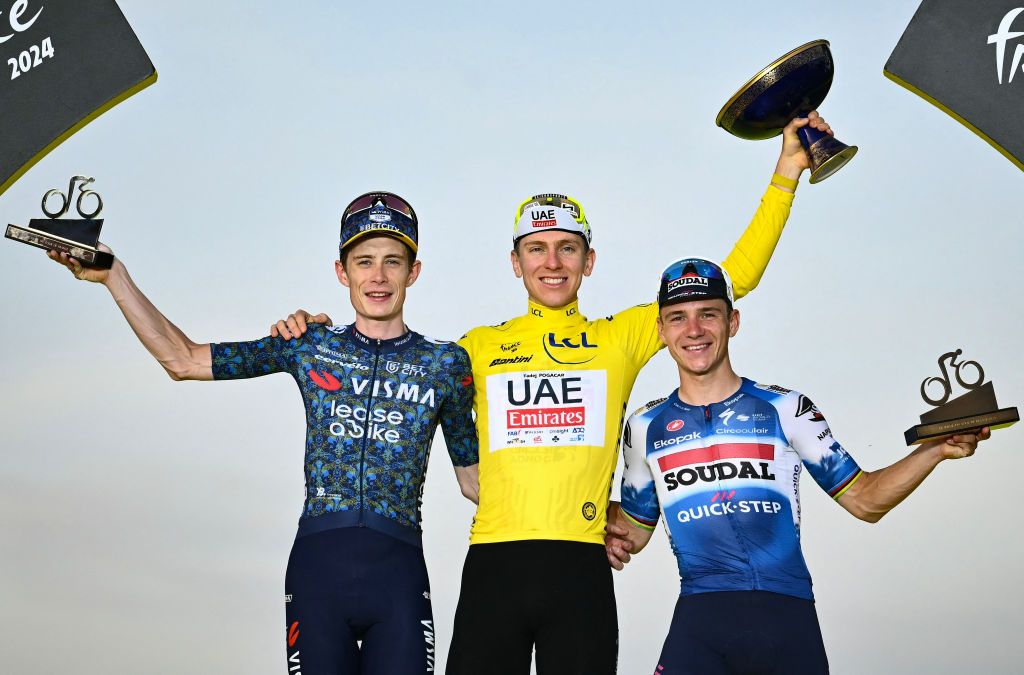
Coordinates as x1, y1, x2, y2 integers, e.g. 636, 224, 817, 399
794, 114, 858, 184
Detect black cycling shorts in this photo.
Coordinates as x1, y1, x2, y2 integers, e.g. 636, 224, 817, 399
283, 527, 436, 674
446, 540, 618, 675
654, 590, 829, 674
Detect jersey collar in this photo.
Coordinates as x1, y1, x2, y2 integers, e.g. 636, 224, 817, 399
347, 323, 417, 351
525, 299, 585, 326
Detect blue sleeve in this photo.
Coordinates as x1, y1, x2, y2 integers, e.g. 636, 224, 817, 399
439, 345, 479, 467
620, 412, 660, 530
780, 391, 863, 500
211, 335, 296, 380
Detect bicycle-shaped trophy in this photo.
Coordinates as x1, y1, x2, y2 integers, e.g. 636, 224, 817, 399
5, 175, 114, 269
905, 349, 1019, 445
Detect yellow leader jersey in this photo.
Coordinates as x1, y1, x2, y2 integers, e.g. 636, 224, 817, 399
457, 184, 795, 545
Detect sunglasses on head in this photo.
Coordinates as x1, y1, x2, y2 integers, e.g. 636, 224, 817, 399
516, 193, 587, 225
342, 192, 417, 225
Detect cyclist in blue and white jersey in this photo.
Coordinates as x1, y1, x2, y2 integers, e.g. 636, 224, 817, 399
604, 257, 988, 674
47, 192, 479, 674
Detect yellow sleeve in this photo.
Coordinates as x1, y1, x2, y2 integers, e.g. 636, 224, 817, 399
608, 301, 663, 365
720, 182, 795, 300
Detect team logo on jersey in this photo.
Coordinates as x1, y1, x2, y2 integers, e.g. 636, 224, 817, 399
718, 408, 750, 426
307, 369, 342, 391
582, 502, 598, 520
676, 498, 783, 523
542, 331, 598, 365
666, 419, 685, 432
659, 443, 776, 491
487, 370, 607, 451
287, 621, 300, 647
795, 395, 825, 422
461, 375, 473, 387
754, 383, 792, 395
489, 355, 533, 367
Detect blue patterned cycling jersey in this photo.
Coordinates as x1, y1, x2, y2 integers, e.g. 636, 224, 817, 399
211, 323, 478, 547
620, 378, 863, 600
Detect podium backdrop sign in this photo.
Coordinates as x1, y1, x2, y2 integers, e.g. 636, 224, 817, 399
0, 0, 156, 197
885, 1, 1024, 171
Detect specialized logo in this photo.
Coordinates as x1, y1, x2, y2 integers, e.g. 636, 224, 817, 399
582, 501, 597, 520
795, 395, 825, 422
542, 331, 598, 365
718, 408, 751, 426
530, 208, 558, 228
989, 7, 1024, 84
489, 354, 533, 367
666, 419, 684, 432
307, 369, 342, 391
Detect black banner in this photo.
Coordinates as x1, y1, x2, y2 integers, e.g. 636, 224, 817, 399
885, 0, 1024, 171
0, 0, 156, 196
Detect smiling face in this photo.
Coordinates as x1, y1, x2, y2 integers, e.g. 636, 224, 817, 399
511, 231, 595, 308
657, 298, 739, 379
336, 235, 420, 329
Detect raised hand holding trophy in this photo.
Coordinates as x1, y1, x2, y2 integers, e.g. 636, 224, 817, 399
905, 349, 1019, 445
5, 175, 114, 269
716, 39, 858, 183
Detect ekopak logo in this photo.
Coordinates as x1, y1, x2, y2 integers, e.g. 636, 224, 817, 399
307, 369, 342, 391
989, 7, 1024, 84
666, 419, 684, 432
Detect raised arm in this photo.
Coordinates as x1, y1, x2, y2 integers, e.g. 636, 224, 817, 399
721, 111, 834, 299
48, 248, 212, 381
838, 430, 989, 523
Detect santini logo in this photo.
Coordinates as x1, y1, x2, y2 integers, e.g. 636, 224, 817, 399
989, 8, 1024, 84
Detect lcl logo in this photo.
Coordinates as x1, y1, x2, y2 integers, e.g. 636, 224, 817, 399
989, 7, 1024, 84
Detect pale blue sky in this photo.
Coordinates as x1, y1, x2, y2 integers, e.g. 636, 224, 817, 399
2, 1, 1022, 672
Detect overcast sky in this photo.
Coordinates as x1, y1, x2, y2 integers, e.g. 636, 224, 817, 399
2, 1, 1022, 673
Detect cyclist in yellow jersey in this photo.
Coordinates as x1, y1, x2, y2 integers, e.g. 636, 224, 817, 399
269, 112, 836, 675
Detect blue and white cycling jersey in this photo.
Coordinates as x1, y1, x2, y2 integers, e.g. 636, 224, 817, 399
620, 378, 862, 600
211, 323, 478, 548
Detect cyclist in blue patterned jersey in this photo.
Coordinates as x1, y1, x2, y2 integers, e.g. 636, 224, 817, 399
47, 191, 479, 675
605, 257, 989, 674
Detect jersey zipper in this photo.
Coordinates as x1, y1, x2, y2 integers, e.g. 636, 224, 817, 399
707, 403, 758, 588
358, 338, 383, 525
